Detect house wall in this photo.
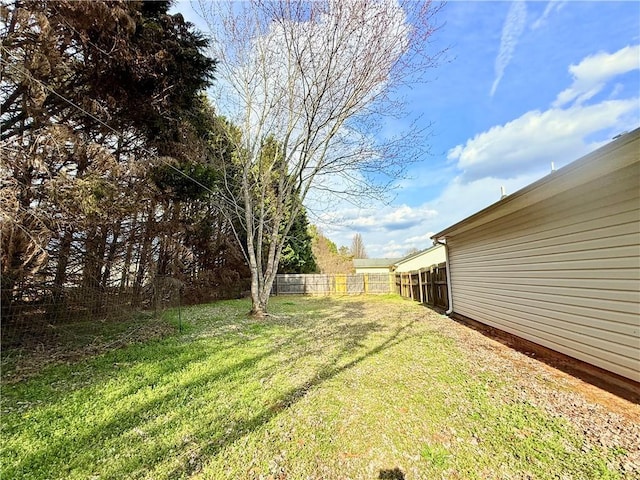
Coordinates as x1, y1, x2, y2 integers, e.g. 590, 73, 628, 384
394, 245, 446, 273
354, 266, 392, 274
447, 160, 640, 382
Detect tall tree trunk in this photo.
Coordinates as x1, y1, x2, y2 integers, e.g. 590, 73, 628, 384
1, 226, 23, 321
156, 202, 176, 277
119, 214, 138, 293
82, 225, 108, 315
243, 176, 265, 317
2, 159, 33, 316
101, 222, 121, 288
132, 204, 156, 306
46, 228, 73, 321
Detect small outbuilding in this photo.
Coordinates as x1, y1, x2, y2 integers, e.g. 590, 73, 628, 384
433, 129, 640, 382
393, 244, 446, 273
353, 258, 399, 274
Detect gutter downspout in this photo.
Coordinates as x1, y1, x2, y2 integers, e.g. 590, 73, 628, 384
436, 238, 454, 315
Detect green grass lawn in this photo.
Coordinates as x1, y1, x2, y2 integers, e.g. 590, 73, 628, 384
1, 296, 623, 479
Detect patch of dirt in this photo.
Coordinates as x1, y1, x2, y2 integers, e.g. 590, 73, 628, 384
421, 307, 640, 476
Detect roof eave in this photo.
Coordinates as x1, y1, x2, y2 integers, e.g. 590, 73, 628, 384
432, 128, 640, 241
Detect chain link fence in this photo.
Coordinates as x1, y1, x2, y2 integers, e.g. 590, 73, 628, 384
1, 271, 250, 379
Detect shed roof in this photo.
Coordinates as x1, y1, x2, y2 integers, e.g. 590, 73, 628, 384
432, 128, 640, 241
353, 258, 400, 268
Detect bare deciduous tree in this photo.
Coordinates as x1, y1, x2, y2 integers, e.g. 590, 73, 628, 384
351, 233, 368, 259
200, 0, 441, 316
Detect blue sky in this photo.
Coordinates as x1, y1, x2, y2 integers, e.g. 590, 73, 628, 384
175, 1, 640, 257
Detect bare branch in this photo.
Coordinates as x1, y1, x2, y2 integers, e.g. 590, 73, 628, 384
198, 0, 442, 315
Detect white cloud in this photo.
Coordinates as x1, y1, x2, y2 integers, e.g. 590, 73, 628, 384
375, 232, 439, 258
447, 98, 639, 182
451, 45, 640, 183
531, 0, 567, 30
553, 45, 640, 108
610, 83, 625, 99
310, 43, 640, 258
406, 232, 435, 244
491, 0, 527, 96
318, 204, 437, 234
312, 203, 439, 257
427, 172, 547, 230
316, 171, 546, 257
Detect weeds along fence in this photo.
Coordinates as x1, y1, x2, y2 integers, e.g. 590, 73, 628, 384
1, 276, 173, 351
1, 271, 250, 354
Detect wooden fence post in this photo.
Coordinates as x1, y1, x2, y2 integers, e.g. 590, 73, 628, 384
409, 272, 414, 301
406, 272, 409, 298
432, 265, 438, 306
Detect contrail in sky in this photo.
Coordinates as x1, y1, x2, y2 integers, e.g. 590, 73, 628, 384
491, 0, 527, 97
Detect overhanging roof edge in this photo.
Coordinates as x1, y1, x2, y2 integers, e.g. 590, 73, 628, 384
432, 128, 640, 241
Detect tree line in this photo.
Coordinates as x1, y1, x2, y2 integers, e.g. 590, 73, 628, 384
1, 0, 439, 325
1, 1, 243, 326
0, 0, 358, 319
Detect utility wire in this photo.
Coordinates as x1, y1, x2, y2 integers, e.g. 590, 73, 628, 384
1, 45, 263, 266
0, 45, 233, 208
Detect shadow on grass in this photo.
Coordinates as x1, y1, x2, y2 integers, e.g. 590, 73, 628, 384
166, 317, 418, 478
379, 467, 405, 479
5, 297, 420, 479
8, 329, 310, 477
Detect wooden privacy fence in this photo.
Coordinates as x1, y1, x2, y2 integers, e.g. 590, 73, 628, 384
395, 262, 449, 310
272, 265, 449, 311
273, 273, 394, 295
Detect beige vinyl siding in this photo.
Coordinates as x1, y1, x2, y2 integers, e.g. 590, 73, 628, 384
448, 161, 640, 381
354, 266, 392, 274
394, 245, 446, 273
